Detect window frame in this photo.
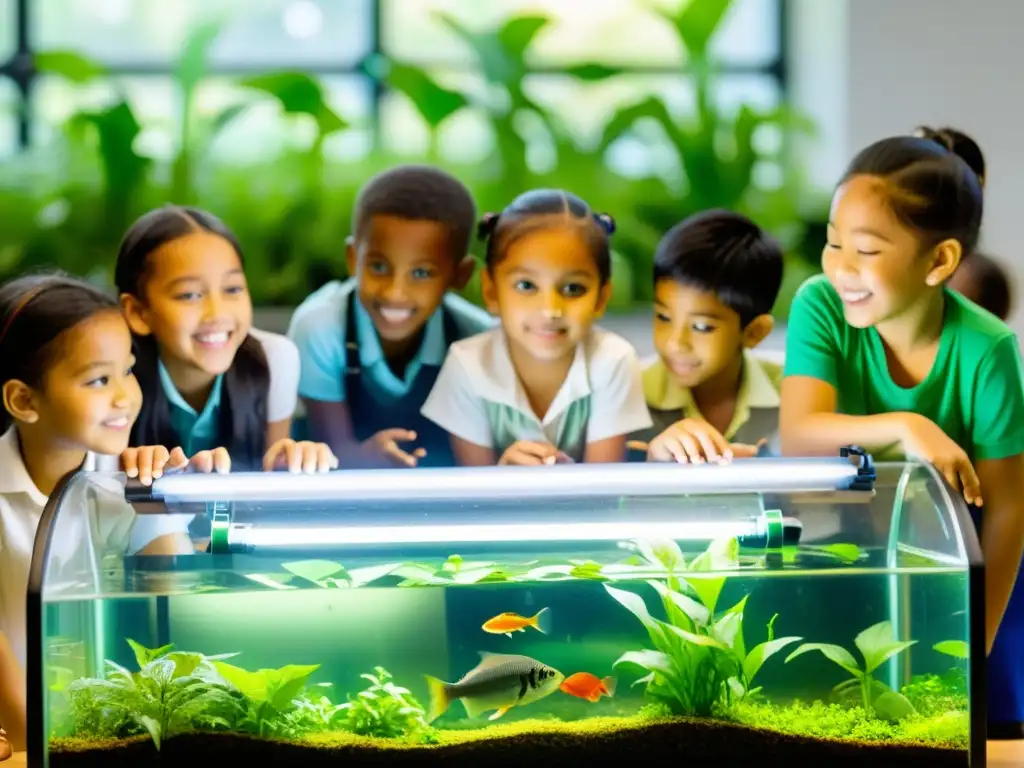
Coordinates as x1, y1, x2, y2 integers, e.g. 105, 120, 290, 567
0, 0, 788, 152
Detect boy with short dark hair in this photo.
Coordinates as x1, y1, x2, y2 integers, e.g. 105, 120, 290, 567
631, 209, 785, 463
287, 164, 494, 468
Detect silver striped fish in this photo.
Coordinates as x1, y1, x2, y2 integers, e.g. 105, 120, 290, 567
424, 652, 564, 723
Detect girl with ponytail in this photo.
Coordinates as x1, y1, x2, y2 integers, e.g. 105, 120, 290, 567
115, 205, 336, 473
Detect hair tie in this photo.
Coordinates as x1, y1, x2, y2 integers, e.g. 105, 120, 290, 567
0, 285, 46, 348
477, 212, 500, 241
595, 212, 617, 235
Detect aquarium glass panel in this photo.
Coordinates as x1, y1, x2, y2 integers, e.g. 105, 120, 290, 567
35, 458, 980, 767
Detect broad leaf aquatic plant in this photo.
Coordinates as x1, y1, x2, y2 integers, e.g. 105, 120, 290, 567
65, 639, 245, 749
785, 621, 918, 721
606, 537, 800, 716
210, 659, 321, 737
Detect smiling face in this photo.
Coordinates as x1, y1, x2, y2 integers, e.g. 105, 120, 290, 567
347, 214, 471, 346
653, 279, 771, 388
483, 225, 609, 363
30, 309, 141, 456
121, 231, 252, 385
823, 175, 959, 329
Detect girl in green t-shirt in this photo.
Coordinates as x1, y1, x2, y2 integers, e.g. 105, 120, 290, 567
780, 133, 1024, 670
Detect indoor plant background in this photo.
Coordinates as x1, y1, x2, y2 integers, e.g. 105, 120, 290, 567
0, 0, 828, 321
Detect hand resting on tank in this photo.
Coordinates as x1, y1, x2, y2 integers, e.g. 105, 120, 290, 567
120, 445, 231, 487
498, 441, 573, 466
0, 729, 11, 762
632, 418, 765, 464
263, 438, 339, 474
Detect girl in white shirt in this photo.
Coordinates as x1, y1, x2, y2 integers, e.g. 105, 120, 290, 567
422, 189, 651, 465
0, 273, 223, 751
115, 205, 337, 473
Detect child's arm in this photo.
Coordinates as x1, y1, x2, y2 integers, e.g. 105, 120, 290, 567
421, 350, 496, 467
0, 631, 25, 753
975, 456, 1024, 653
584, 340, 653, 464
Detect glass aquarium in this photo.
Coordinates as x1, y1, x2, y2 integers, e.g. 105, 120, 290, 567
26, 448, 983, 767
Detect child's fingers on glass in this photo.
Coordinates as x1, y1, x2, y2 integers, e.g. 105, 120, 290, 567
120, 448, 139, 478
956, 459, 982, 506
212, 447, 232, 473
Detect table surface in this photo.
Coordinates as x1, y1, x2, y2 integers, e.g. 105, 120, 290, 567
7, 740, 1024, 766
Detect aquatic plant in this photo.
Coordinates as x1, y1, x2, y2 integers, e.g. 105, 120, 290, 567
335, 666, 431, 739
933, 640, 969, 659
65, 639, 245, 749
210, 659, 322, 737
785, 621, 917, 721
605, 537, 801, 717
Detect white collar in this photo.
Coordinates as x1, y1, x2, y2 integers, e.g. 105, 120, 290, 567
478, 329, 594, 427
0, 427, 106, 508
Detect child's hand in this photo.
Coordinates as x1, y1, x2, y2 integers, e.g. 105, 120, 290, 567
121, 446, 232, 486
0, 729, 10, 762
730, 439, 768, 459
263, 438, 338, 474
900, 413, 982, 505
498, 441, 572, 466
364, 429, 427, 468
121, 445, 188, 486
645, 419, 732, 464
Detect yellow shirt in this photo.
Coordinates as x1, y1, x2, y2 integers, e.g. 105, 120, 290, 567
635, 350, 783, 446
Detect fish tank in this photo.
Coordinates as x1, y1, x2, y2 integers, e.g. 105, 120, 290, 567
26, 448, 984, 767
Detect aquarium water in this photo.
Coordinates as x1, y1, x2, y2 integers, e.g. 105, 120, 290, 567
39, 534, 974, 767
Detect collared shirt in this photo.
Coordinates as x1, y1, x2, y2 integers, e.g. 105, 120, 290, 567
421, 327, 653, 462
636, 349, 783, 446
158, 327, 300, 455
0, 427, 191, 672
286, 278, 494, 403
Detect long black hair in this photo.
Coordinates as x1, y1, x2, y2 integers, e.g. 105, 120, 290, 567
114, 205, 269, 469
0, 272, 120, 433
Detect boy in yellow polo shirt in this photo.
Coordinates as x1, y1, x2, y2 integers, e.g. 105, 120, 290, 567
631, 209, 784, 463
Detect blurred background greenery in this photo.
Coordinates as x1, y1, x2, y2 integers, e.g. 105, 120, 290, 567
0, 0, 828, 318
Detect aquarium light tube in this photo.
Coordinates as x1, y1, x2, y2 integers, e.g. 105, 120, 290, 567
229, 519, 758, 548
141, 457, 866, 504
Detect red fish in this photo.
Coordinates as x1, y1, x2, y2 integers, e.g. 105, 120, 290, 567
559, 672, 617, 702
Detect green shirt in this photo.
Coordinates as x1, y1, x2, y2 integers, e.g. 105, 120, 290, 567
784, 274, 1024, 462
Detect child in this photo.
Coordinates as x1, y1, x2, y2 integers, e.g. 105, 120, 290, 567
949, 250, 1014, 321
115, 206, 336, 474
287, 165, 494, 469
0, 273, 215, 750
631, 209, 785, 464
420, 189, 652, 465
779, 135, 1024, 732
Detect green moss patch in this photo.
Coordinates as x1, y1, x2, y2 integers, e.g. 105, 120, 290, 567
51, 712, 969, 768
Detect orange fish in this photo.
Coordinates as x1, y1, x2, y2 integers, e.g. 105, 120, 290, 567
482, 607, 552, 637
559, 672, 617, 703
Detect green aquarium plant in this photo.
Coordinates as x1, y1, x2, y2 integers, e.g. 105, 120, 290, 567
335, 666, 431, 739
210, 659, 321, 737
606, 537, 801, 716
64, 639, 245, 749
785, 621, 918, 721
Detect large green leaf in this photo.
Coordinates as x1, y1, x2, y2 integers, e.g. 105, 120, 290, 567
34, 51, 106, 83
743, 636, 802, 684
381, 61, 468, 128
175, 20, 222, 95
855, 621, 917, 674
605, 584, 663, 648
648, 579, 708, 627
655, 0, 734, 58
240, 72, 349, 136
785, 642, 862, 678
933, 640, 969, 659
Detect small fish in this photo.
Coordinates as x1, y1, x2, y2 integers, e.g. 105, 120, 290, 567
482, 607, 552, 638
559, 672, 617, 703
424, 652, 564, 723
